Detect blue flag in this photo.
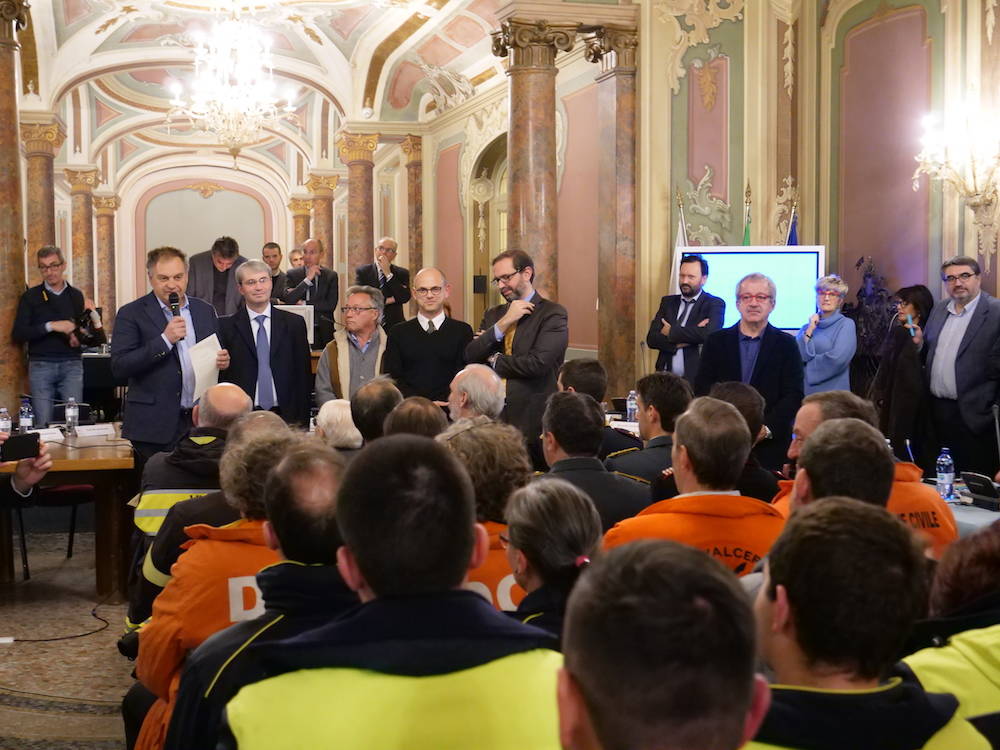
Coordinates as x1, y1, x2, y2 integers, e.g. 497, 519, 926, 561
786, 212, 799, 246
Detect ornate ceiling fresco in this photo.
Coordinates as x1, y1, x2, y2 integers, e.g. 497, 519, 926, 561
19, 0, 505, 192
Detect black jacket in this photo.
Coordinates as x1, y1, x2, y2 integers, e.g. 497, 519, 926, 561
165, 562, 358, 750
127, 490, 238, 629
12, 283, 86, 360
383, 316, 474, 401
355, 263, 411, 330
282, 266, 339, 348
217, 304, 313, 427
645, 290, 725, 379
604, 434, 673, 484
511, 585, 568, 642
695, 323, 804, 471
542, 457, 650, 532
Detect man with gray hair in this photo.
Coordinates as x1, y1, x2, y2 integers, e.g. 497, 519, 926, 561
447, 364, 505, 422
316, 285, 386, 403
218, 260, 312, 426
695, 272, 803, 471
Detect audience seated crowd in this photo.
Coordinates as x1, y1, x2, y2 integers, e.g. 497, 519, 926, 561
102, 251, 1000, 750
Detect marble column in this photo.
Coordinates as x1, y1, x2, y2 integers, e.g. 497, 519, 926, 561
288, 197, 313, 249
93, 195, 119, 334
0, 0, 29, 582
64, 168, 100, 301
585, 26, 638, 398
336, 132, 378, 277
306, 174, 337, 261
20, 117, 66, 253
400, 135, 423, 273
492, 19, 577, 300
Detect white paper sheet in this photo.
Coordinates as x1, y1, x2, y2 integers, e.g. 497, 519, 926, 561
190, 333, 222, 402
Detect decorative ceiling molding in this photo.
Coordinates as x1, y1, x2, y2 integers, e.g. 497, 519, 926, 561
459, 96, 508, 211
186, 181, 225, 198
988, 0, 997, 45
653, 0, 745, 95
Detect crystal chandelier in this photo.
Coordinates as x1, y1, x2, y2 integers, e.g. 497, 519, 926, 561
167, 7, 297, 163
914, 99, 1000, 268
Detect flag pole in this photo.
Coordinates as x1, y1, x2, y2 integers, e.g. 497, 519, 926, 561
742, 182, 752, 245
785, 199, 798, 245
676, 188, 688, 246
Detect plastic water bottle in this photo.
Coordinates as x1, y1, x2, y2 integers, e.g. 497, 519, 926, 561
65, 397, 78, 437
18, 398, 33, 433
936, 448, 955, 501
626, 390, 639, 422
0, 408, 11, 434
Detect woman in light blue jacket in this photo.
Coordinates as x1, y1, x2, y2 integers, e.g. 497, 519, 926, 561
796, 274, 857, 394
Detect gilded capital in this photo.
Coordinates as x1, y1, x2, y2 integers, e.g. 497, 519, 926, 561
21, 122, 67, 157
400, 135, 423, 166
306, 174, 339, 196
583, 26, 638, 74
336, 132, 379, 165
491, 19, 578, 69
0, 0, 29, 45
64, 168, 101, 194
288, 197, 314, 215
93, 195, 120, 214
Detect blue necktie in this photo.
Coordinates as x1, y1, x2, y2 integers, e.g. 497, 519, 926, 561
255, 314, 275, 410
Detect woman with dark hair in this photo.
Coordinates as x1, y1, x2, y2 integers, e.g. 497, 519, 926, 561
502, 478, 602, 638
869, 284, 935, 463
382, 396, 448, 438
902, 521, 1000, 737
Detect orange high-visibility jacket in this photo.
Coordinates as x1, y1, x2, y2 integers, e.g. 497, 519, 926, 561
135, 519, 280, 750
604, 494, 786, 576
465, 521, 525, 611
770, 463, 957, 558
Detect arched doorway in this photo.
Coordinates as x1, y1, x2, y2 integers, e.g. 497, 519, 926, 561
469, 134, 508, 326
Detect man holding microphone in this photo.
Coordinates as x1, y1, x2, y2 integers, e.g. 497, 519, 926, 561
111, 247, 230, 465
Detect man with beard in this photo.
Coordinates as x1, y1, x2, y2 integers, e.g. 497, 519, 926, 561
646, 254, 725, 385
465, 250, 568, 436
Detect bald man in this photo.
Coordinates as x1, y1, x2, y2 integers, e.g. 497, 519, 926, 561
355, 237, 411, 330
384, 268, 473, 401
282, 238, 339, 349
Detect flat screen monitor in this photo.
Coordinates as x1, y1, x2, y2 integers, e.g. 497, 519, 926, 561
689, 246, 826, 331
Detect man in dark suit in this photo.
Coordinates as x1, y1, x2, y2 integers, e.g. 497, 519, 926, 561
695, 273, 804, 471
465, 250, 568, 436
605, 372, 692, 483
282, 237, 339, 349
646, 253, 726, 383
384, 267, 472, 401
355, 236, 411, 331
913, 256, 1000, 476
261, 242, 287, 302
538, 392, 650, 532
111, 247, 230, 464
218, 261, 313, 427
186, 236, 247, 316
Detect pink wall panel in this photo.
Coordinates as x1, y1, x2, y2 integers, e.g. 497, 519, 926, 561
687, 57, 729, 202
558, 86, 600, 350
435, 145, 465, 322
388, 61, 424, 109
839, 7, 930, 288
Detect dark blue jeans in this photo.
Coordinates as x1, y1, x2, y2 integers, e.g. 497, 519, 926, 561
29, 358, 83, 427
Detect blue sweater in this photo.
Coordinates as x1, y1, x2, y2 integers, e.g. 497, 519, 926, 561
796, 312, 856, 394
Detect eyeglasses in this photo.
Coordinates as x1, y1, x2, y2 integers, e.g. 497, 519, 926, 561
377, 245, 397, 253
491, 271, 521, 286
943, 272, 977, 283
816, 290, 843, 298
341, 306, 377, 314
738, 294, 773, 303
38, 261, 64, 271
414, 286, 443, 297
498, 532, 510, 550
241, 278, 269, 288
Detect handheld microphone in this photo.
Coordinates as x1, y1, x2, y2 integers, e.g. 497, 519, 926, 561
168, 292, 181, 317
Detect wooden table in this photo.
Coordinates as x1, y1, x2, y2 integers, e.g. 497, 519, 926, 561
0, 434, 136, 602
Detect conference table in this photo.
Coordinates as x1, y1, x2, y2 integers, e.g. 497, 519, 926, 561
0, 432, 135, 602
